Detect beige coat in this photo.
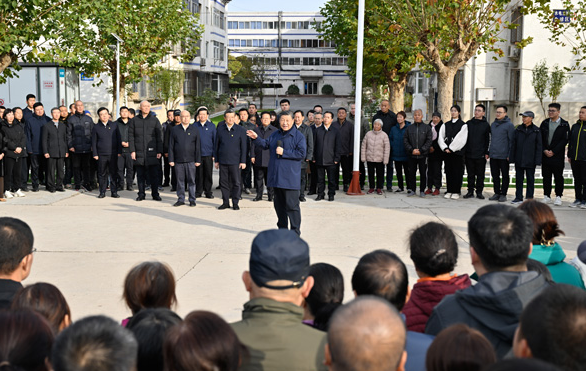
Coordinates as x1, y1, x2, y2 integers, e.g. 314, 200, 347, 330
361, 129, 390, 164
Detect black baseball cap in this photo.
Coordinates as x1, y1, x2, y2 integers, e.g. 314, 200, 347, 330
173, 109, 181, 116
520, 111, 535, 118
249, 230, 310, 290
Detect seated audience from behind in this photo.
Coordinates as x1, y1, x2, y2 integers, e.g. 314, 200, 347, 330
518, 200, 585, 288
513, 284, 586, 371
425, 204, 550, 358
126, 308, 181, 371
52, 315, 138, 371
486, 359, 563, 371
0, 217, 35, 309
122, 261, 177, 326
402, 222, 471, 332
326, 296, 407, 371
425, 324, 496, 371
303, 263, 344, 331
569, 240, 586, 284
164, 310, 246, 371
526, 258, 554, 284
352, 249, 433, 371
0, 309, 53, 371
11, 282, 71, 333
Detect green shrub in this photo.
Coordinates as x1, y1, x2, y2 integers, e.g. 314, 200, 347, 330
322, 84, 334, 95
287, 84, 300, 95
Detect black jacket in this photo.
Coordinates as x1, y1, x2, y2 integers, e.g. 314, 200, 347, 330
67, 113, 94, 153
42, 121, 68, 158
372, 110, 397, 135
168, 124, 202, 164
0, 279, 23, 309
163, 121, 178, 154
404, 121, 433, 159
510, 123, 542, 168
117, 117, 132, 153
540, 118, 569, 165
314, 125, 341, 167
215, 123, 247, 165
296, 124, 314, 166
92, 121, 122, 156
252, 124, 277, 168
465, 117, 491, 158
428, 121, 444, 159
568, 120, 586, 162
129, 114, 163, 166
2, 120, 26, 159
332, 119, 354, 156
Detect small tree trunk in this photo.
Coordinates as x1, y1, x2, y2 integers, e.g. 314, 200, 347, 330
388, 76, 407, 113
436, 67, 458, 122
259, 89, 264, 109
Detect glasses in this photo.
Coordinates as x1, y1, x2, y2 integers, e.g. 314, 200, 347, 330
548, 109, 558, 112
496, 111, 505, 114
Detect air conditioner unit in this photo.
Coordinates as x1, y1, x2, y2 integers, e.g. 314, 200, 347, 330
508, 45, 521, 59
200, 58, 206, 66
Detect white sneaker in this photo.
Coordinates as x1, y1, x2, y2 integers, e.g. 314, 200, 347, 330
581, 202, 586, 209
554, 196, 562, 206
451, 193, 460, 199
4, 191, 14, 199
15, 189, 25, 198
543, 195, 552, 204
444, 193, 452, 199
570, 200, 581, 208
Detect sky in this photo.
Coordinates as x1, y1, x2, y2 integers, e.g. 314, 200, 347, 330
227, 0, 328, 12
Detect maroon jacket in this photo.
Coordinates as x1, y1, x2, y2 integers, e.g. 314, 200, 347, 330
403, 274, 471, 333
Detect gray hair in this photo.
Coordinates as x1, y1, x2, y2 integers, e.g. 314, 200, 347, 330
373, 119, 383, 127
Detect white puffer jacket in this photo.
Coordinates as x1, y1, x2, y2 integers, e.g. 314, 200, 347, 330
361, 129, 390, 164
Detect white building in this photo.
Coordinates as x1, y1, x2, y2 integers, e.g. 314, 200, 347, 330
227, 11, 353, 97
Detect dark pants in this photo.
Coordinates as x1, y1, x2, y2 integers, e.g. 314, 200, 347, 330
4, 157, 22, 192
542, 162, 565, 197
359, 161, 366, 188
427, 157, 442, 190
273, 187, 301, 235
309, 161, 318, 193
175, 162, 196, 203
571, 160, 586, 201
117, 153, 134, 188
21, 157, 29, 189
196, 156, 213, 197
46, 157, 65, 191
241, 157, 253, 189
64, 153, 73, 186
490, 158, 510, 195
386, 161, 394, 190
90, 157, 98, 188
98, 155, 118, 195
219, 164, 240, 206
29, 154, 46, 189
444, 154, 464, 194
395, 161, 408, 190
300, 165, 308, 196
367, 162, 385, 189
317, 164, 337, 196
254, 166, 273, 199
466, 157, 486, 193
515, 166, 536, 200
72, 152, 92, 189
407, 157, 427, 192
163, 156, 171, 186
136, 164, 160, 198
341, 154, 353, 186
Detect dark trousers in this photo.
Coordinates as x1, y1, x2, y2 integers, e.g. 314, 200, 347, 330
117, 153, 134, 188
359, 161, 366, 188
196, 156, 213, 197
136, 164, 160, 198
515, 166, 536, 200
340, 154, 353, 186
273, 187, 301, 235
64, 153, 73, 185
317, 164, 337, 196
241, 157, 253, 189
367, 161, 385, 189
21, 157, 29, 189
219, 164, 241, 206
72, 152, 92, 189
175, 162, 196, 203
444, 154, 464, 194
386, 161, 394, 190
427, 157, 443, 190
490, 159, 510, 195
466, 157, 487, 193
29, 154, 46, 189
542, 162, 565, 197
309, 161, 318, 193
90, 157, 98, 187
395, 161, 408, 190
571, 160, 586, 201
4, 157, 22, 192
407, 157, 427, 192
163, 156, 171, 185
300, 165, 308, 195
98, 155, 118, 194
254, 166, 273, 199
46, 157, 65, 191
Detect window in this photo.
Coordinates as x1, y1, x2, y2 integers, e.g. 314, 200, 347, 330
212, 74, 220, 92
286, 22, 291, 29
253, 39, 258, 47
228, 21, 238, 29
415, 72, 424, 94
281, 21, 285, 29
213, 9, 225, 29
213, 41, 225, 61
268, 22, 274, 29
228, 39, 234, 47
259, 39, 264, 47
239, 22, 244, 29
271, 39, 277, 47
263, 22, 268, 29
305, 82, 318, 95
291, 21, 297, 29
452, 69, 464, 101
183, 72, 191, 95
247, 39, 252, 47
510, 8, 523, 43
510, 69, 521, 102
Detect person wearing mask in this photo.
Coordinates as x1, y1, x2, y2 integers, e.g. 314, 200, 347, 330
67, 100, 94, 192
26, 102, 51, 192
42, 107, 69, 193
404, 109, 433, 197
439, 105, 468, 199
361, 119, 390, 195
251, 112, 277, 202
116, 106, 134, 191
194, 107, 216, 199
92, 107, 122, 198
313, 112, 341, 202
568, 106, 586, 209
426, 112, 444, 196
510, 112, 542, 204
294, 110, 314, 202
540, 103, 570, 206
464, 104, 490, 199
389, 111, 411, 193
2, 109, 26, 199
308, 112, 324, 196
372, 100, 398, 191
488, 105, 515, 202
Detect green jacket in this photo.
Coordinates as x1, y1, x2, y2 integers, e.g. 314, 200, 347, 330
231, 297, 328, 371
530, 243, 585, 289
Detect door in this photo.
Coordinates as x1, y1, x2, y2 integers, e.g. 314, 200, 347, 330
304, 81, 318, 95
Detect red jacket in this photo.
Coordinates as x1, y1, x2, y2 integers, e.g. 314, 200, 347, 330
403, 274, 471, 333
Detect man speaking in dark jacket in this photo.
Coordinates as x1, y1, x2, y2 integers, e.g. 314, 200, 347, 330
92, 107, 122, 198
130, 100, 163, 201
247, 111, 307, 236
169, 111, 201, 207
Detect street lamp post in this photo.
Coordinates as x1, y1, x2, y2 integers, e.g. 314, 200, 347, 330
111, 33, 123, 116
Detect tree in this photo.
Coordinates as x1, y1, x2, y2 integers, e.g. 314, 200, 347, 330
236, 56, 271, 109
549, 65, 570, 103
228, 54, 243, 81
151, 69, 185, 111
532, 60, 549, 117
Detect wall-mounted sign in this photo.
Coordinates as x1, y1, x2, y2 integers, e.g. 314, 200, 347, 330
43, 81, 54, 89
554, 9, 572, 23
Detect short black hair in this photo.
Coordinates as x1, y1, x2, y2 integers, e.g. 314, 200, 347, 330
409, 222, 459, 277
69, 103, 74, 109
581, 106, 586, 110
249, 103, 257, 108
26, 94, 36, 101
294, 110, 304, 116
52, 315, 138, 371
128, 108, 136, 115
120, 106, 129, 112
0, 218, 34, 275
0, 106, 5, 110
475, 104, 486, 112
305, 263, 344, 331
33, 102, 43, 108
280, 110, 293, 118
450, 104, 461, 113
279, 99, 290, 105
97, 107, 109, 116
313, 105, 323, 110
485, 359, 563, 371
308, 109, 315, 115
238, 108, 249, 114
519, 285, 586, 371
496, 105, 508, 112
548, 103, 561, 110
3, 108, 13, 120
224, 109, 235, 117
337, 107, 347, 112
167, 109, 174, 114
324, 111, 334, 119
260, 111, 271, 118
351, 250, 409, 311
468, 204, 533, 270
197, 107, 208, 115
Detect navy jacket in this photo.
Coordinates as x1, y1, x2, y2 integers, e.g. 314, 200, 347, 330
215, 123, 247, 165
489, 116, 515, 160
67, 113, 95, 153
42, 121, 68, 158
296, 124, 314, 166
169, 124, 202, 164
314, 125, 341, 167
332, 119, 354, 155
390, 123, 410, 162
252, 126, 306, 190
510, 123, 542, 168
116, 118, 132, 153
92, 121, 122, 156
26, 114, 51, 155
129, 114, 163, 166
252, 124, 277, 168
540, 118, 570, 166
194, 120, 217, 158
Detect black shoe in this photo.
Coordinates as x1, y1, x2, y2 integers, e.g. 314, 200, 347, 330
243, 188, 251, 195
205, 194, 214, 199
136, 196, 145, 201
316, 195, 324, 201
307, 191, 316, 196
489, 194, 500, 201
195, 193, 202, 198
170, 188, 176, 192
163, 182, 170, 187
267, 196, 273, 202
395, 188, 403, 193
463, 192, 474, 199
32, 187, 39, 192
98, 193, 106, 198
253, 196, 262, 202
173, 201, 185, 207
153, 195, 162, 201
233, 205, 240, 210
328, 195, 335, 202
111, 193, 120, 198
22, 187, 29, 192
49, 189, 56, 193
56, 188, 65, 192
498, 195, 507, 202
127, 186, 133, 191
343, 185, 349, 192
189, 201, 196, 207
299, 196, 306, 202
387, 187, 393, 192
476, 193, 485, 200
218, 204, 230, 210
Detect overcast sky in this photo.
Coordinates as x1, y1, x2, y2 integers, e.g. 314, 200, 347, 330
227, 0, 328, 12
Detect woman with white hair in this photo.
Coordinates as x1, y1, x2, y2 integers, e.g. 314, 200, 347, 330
361, 119, 390, 194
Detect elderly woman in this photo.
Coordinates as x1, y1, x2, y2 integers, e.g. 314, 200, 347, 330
361, 119, 390, 194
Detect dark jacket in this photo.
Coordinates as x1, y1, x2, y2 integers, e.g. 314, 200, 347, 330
389, 123, 410, 162
168, 124, 202, 164
92, 121, 122, 156
0, 279, 23, 309
372, 110, 397, 135
296, 124, 314, 166
129, 114, 163, 166
428, 121, 444, 160
489, 116, 515, 160
116, 117, 132, 153
425, 271, 550, 359
510, 123, 542, 168
439, 119, 467, 156
67, 112, 94, 153
332, 119, 354, 156
404, 121, 433, 159
540, 118, 570, 165
42, 121, 69, 158
405, 330, 434, 371
568, 120, 586, 162
252, 124, 277, 167
314, 125, 341, 167
194, 120, 217, 158
26, 114, 51, 155
215, 123, 247, 165
465, 117, 491, 158
253, 126, 306, 190
163, 121, 178, 155
241, 121, 257, 158
2, 120, 26, 159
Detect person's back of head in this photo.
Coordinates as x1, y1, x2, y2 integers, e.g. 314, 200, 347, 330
526, 259, 553, 283
127, 309, 181, 371
326, 296, 406, 371
486, 359, 563, 371
351, 250, 408, 310
468, 204, 533, 272
514, 284, 586, 371
164, 311, 245, 371
52, 315, 138, 371
11, 282, 71, 333
0, 309, 53, 371
517, 200, 564, 245
425, 324, 496, 371
0, 217, 34, 280
409, 222, 459, 277
305, 263, 344, 331
123, 261, 177, 315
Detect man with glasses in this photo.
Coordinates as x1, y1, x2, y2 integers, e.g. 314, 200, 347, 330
488, 105, 515, 202
540, 103, 570, 206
